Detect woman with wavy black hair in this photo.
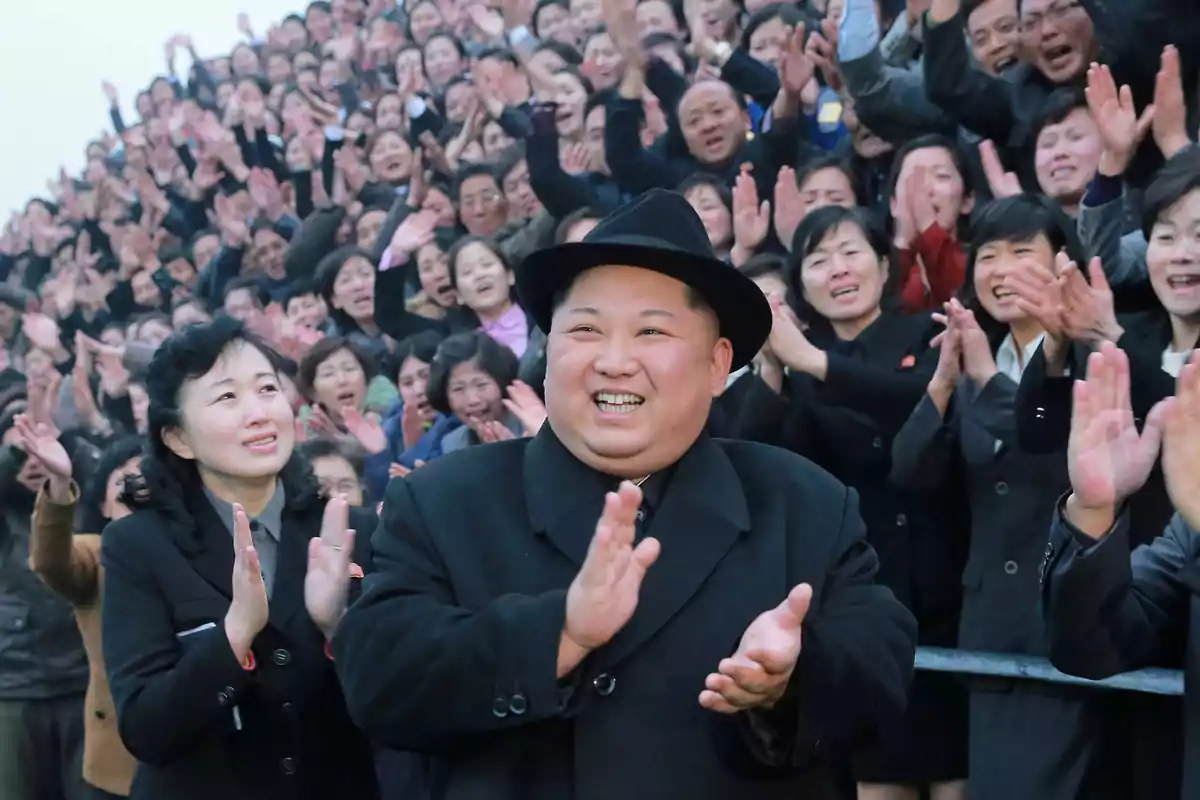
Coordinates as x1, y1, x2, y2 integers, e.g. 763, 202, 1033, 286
99, 316, 380, 800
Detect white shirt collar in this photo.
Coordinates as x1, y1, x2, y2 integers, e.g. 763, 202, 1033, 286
995, 332, 1045, 384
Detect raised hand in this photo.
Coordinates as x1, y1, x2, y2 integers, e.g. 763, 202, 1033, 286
386, 209, 438, 266
1152, 46, 1191, 159
979, 139, 1022, 199
731, 164, 770, 260
1161, 354, 1200, 531
700, 583, 812, 713
305, 494, 356, 637
927, 308, 961, 409
773, 167, 804, 252
767, 292, 823, 375
14, 414, 73, 500
477, 419, 517, 443
777, 24, 813, 96
1085, 61, 1154, 177
1066, 342, 1166, 534
343, 407, 389, 454
947, 299, 998, 386
561, 482, 661, 673
560, 142, 592, 176
1058, 257, 1123, 347
502, 380, 548, 436
225, 504, 270, 662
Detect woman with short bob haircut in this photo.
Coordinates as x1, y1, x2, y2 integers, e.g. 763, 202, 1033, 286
100, 316, 380, 800
427, 331, 524, 451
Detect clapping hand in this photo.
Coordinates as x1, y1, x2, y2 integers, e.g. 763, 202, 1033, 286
305, 494, 356, 637
1065, 342, 1167, 536
731, 164, 770, 264
1086, 61, 1154, 177
560, 482, 661, 676
502, 380, 547, 436
225, 504, 270, 663
700, 583, 812, 713
945, 299, 998, 386
979, 140, 1022, 199
343, 407, 388, 454
14, 414, 73, 501
1160, 354, 1200, 531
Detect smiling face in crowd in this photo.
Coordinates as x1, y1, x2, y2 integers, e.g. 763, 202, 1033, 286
973, 232, 1056, 325
553, 71, 590, 139
453, 241, 514, 321
1147, 188, 1200, 324
968, 0, 1020, 74
545, 265, 731, 479
164, 341, 295, 486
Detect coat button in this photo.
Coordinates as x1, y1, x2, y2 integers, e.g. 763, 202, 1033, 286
1004, 560, 1019, 575
871, 436, 882, 449
995, 481, 1009, 495
491, 696, 510, 718
895, 513, 907, 527
272, 648, 291, 666
218, 687, 235, 707
1044, 543, 1053, 556
280, 757, 296, 776
593, 673, 616, 696
509, 693, 528, 716
282, 701, 295, 713
636, 509, 645, 522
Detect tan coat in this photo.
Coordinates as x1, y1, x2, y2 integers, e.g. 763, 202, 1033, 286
29, 486, 136, 797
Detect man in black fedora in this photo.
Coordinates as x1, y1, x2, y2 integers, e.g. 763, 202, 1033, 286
333, 189, 917, 799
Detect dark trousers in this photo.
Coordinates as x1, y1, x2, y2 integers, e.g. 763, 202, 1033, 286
0, 694, 86, 800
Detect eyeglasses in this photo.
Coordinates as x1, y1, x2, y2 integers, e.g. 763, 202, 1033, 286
1020, 0, 1081, 34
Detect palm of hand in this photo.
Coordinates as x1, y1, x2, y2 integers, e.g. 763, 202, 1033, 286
738, 608, 803, 675
1069, 409, 1152, 508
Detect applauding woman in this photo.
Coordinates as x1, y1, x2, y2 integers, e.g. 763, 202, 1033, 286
100, 317, 380, 800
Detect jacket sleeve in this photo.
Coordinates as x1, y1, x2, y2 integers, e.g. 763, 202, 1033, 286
28, 484, 99, 608
1014, 342, 1077, 454
332, 476, 574, 752
889, 390, 957, 491
101, 518, 257, 766
285, 207, 347, 282
921, 10, 1016, 143
740, 485, 917, 767
819, 353, 936, 431
1078, 177, 1149, 289
1043, 504, 1193, 679
841, 50, 954, 143
604, 97, 686, 195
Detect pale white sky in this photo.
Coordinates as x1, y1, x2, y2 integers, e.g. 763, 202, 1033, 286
0, 0, 305, 218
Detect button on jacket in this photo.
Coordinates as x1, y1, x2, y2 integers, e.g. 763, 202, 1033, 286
100, 483, 380, 800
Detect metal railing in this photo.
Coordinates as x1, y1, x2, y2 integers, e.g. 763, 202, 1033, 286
914, 647, 1184, 696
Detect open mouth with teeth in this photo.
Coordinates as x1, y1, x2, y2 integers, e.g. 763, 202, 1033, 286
830, 285, 860, 302
244, 433, 278, 453
594, 391, 645, 414
1042, 44, 1074, 65
335, 390, 359, 407
703, 135, 725, 152
1048, 165, 1076, 183
993, 286, 1017, 302
1166, 275, 1200, 289
994, 54, 1018, 72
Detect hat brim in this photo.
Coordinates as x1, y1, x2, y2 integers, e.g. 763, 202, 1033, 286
517, 240, 772, 371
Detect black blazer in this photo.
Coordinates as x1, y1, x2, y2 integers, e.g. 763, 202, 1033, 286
332, 426, 917, 800
100, 490, 380, 800
734, 312, 968, 643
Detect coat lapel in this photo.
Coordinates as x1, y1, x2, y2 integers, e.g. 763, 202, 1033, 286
591, 436, 749, 671
173, 499, 236, 600
523, 426, 751, 671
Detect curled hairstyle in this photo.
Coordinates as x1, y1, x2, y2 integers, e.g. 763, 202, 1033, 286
426, 331, 519, 416
121, 316, 319, 522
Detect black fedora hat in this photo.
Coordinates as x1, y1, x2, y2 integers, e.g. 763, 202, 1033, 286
516, 189, 771, 370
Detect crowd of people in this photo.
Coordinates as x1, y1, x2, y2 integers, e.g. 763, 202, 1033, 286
2, 0, 1200, 796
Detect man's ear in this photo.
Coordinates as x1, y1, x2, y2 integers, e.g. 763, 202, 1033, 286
709, 337, 735, 397
161, 426, 195, 461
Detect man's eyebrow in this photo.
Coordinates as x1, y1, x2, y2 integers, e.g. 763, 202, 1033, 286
563, 306, 677, 317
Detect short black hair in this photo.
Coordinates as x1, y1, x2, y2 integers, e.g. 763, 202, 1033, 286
284, 278, 320, 310
445, 235, 513, 290
741, 3, 805, 49
534, 39, 584, 66
1030, 86, 1088, 142
454, 162, 500, 199
122, 317, 318, 521
795, 153, 861, 204
297, 437, 366, 477
532, 0, 569, 36
427, 331, 519, 416
741, 253, 788, 280
223, 276, 270, 309
885, 133, 973, 201
1141, 147, 1200, 240
555, 206, 605, 243
390, 329, 446, 379
475, 45, 520, 67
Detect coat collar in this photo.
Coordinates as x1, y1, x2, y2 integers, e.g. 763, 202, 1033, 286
524, 423, 750, 671
169, 489, 318, 638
